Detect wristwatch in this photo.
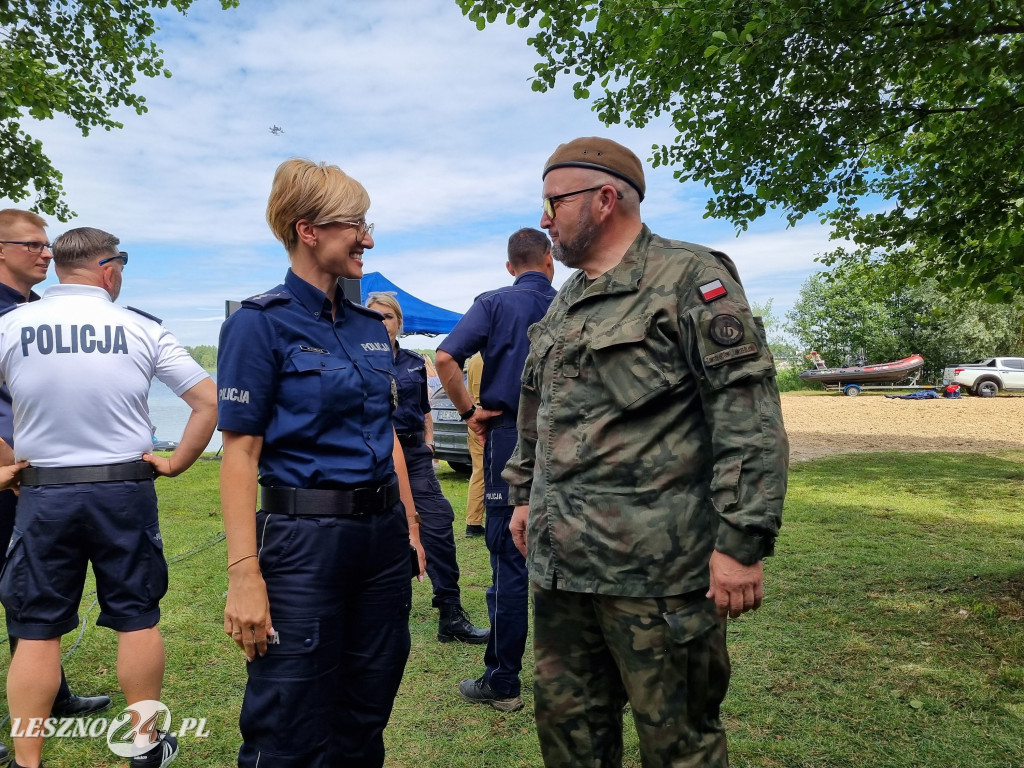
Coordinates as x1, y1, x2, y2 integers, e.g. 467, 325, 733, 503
459, 405, 477, 421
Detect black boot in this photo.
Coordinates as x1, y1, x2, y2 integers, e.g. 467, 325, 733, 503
437, 604, 490, 644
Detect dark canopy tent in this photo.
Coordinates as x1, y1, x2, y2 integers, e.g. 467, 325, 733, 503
359, 272, 463, 336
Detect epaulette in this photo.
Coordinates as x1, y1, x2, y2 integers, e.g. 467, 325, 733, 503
127, 306, 163, 324
403, 348, 425, 363
347, 300, 387, 320
0, 304, 22, 319
242, 291, 291, 310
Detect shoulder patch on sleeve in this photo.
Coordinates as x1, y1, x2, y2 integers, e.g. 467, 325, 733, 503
698, 279, 728, 303
709, 314, 744, 346
704, 343, 759, 367
241, 291, 290, 310
126, 306, 162, 324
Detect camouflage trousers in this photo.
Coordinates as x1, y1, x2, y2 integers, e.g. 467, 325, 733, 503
532, 586, 730, 768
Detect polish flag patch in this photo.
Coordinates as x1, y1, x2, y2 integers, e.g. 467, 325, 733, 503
698, 279, 727, 303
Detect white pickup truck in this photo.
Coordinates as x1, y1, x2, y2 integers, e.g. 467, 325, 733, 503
942, 357, 1024, 397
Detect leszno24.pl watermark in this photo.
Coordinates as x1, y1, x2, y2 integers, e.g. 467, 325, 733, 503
10, 700, 209, 758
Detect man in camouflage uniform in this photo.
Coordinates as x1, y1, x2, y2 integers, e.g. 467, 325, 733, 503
504, 137, 789, 768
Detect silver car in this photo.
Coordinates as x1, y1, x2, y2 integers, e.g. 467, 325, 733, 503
429, 386, 473, 474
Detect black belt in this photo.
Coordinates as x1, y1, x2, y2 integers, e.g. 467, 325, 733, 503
22, 460, 156, 486
396, 432, 425, 448
261, 479, 400, 517
488, 412, 518, 429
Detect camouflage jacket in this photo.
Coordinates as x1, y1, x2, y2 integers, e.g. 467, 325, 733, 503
503, 226, 789, 597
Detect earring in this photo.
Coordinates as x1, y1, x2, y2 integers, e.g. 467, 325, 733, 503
311, 238, 317, 247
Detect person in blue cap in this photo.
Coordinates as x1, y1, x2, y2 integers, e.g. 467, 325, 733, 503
436, 228, 556, 713
365, 292, 489, 645
217, 158, 425, 768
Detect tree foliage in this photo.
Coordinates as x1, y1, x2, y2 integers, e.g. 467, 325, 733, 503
786, 264, 1024, 380
456, 0, 1024, 299
185, 343, 217, 370
0, 0, 237, 219
751, 298, 801, 363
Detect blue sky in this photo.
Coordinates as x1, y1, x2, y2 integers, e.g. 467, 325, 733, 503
2, 0, 840, 348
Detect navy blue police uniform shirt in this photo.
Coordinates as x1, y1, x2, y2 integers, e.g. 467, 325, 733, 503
392, 346, 430, 435
0, 282, 39, 446
438, 271, 557, 418
217, 270, 398, 489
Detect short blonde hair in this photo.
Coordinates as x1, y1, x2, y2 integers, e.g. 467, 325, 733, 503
365, 292, 403, 336
0, 209, 47, 233
265, 158, 371, 252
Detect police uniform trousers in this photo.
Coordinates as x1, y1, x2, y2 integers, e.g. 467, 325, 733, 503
238, 501, 412, 768
482, 420, 529, 697
0, 488, 74, 702
404, 443, 461, 608
0, 489, 16, 574
532, 588, 730, 768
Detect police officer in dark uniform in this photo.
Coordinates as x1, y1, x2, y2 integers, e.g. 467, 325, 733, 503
436, 228, 556, 712
0, 209, 111, 767
218, 158, 425, 768
365, 292, 488, 645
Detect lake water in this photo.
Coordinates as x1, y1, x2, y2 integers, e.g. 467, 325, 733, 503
149, 373, 222, 452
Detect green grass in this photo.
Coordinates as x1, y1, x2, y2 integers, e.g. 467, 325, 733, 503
2, 452, 1023, 767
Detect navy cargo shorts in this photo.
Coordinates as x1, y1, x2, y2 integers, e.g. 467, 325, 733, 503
0, 479, 167, 639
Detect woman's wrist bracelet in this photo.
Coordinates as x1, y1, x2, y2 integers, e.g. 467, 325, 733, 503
228, 553, 258, 570
408, 513, 422, 526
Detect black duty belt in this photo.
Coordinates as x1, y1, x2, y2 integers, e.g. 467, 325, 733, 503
489, 412, 518, 429
261, 479, 400, 517
396, 432, 425, 448
22, 460, 156, 486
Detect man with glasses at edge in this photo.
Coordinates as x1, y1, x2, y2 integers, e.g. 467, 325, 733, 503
0, 226, 217, 768
504, 138, 789, 768
0, 211, 112, 767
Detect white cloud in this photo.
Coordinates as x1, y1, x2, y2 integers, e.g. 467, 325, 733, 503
3, 0, 830, 346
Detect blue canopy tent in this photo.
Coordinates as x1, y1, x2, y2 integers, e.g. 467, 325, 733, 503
359, 272, 463, 336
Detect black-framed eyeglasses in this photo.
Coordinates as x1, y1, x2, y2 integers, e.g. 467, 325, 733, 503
98, 252, 129, 267
542, 185, 622, 219
316, 219, 375, 240
0, 240, 52, 254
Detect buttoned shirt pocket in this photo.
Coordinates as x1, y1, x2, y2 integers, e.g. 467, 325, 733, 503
524, 323, 557, 392
283, 350, 350, 414
588, 313, 676, 410
367, 360, 398, 413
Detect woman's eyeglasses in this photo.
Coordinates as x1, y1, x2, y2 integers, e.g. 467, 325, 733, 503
315, 220, 375, 240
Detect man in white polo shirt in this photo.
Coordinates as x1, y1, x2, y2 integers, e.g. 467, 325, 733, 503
0, 227, 217, 768
0, 209, 112, 768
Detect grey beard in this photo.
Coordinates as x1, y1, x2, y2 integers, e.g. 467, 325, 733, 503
551, 208, 599, 269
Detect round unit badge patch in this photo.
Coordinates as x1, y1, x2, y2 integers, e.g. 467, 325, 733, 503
709, 314, 745, 346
